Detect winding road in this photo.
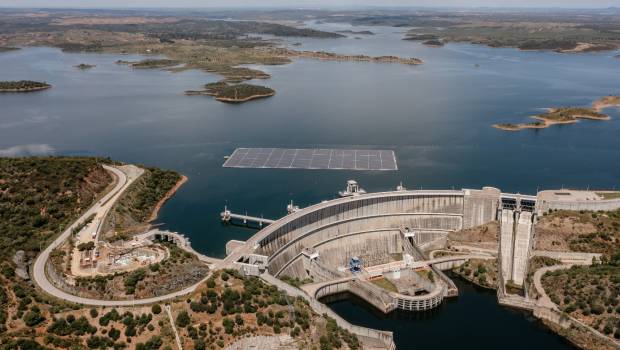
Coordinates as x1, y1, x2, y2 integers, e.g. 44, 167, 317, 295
32, 164, 215, 307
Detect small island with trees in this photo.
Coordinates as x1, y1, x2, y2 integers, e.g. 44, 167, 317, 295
75, 63, 96, 70
423, 39, 444, 47
493, 96, 620, 131
186, 81, 275, 103
0, 80, 51, 92
0, 47, 20, 53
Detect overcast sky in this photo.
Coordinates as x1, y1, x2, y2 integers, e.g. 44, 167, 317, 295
0, 0, 618, 9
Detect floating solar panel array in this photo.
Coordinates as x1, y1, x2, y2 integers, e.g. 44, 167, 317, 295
223, 148, 397, 171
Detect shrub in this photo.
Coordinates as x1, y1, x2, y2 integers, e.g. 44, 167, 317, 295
176, 311, 190, 328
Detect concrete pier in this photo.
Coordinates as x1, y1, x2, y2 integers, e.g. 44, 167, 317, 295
220, 207, 275, 227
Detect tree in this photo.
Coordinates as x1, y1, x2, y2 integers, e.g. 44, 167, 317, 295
151, 304, 162, 315
23, 310, 45, 327
176, 311, 190, 328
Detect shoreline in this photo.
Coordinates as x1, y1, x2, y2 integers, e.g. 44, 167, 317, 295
283, 49, 423, 65
147, 174, 188, 223
215, 91, 276, 103
592, 96, 620, 112
493, 115, 610, 131
493, 102, 614, 132
0, 85, 51, 93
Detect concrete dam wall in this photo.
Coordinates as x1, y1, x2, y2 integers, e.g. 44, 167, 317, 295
254, 188, 501, 276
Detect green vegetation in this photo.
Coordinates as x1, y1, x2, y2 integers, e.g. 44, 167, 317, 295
0, 157, 110, 259
280, 276, 313, 288
423, 39, 444, 46
321, 317, 360, 350
538, 108, 607, 122
77, 241, 95, 251
455, 259, 498, 289
494, 102, 611, 132
538, 208, 620, 341
0, 80, 51, 92
75, 242, 207, 300
130, 59, 180, 69
123, 268, 146, 294
542, 259, 620, 337
545, 209, 620, 258
369, 277, 398, 293
75, 63, 95, 70
105, 167, 181, 236
0, 47, 20, 52
187, 81, 275, 103
383, 11, 620, 52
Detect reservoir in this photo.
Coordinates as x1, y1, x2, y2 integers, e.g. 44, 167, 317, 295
1, 22, 619, 349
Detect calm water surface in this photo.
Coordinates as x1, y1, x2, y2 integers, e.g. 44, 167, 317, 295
326, 274, 577, 349
1, 22, 618, 349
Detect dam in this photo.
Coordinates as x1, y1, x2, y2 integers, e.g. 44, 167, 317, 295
224, 185, 538, 312
220, 182, 620, 349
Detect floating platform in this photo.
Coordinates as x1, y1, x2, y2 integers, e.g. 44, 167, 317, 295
223, 148, 397, 171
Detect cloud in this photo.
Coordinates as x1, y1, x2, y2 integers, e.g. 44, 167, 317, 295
0, 144, 55, 157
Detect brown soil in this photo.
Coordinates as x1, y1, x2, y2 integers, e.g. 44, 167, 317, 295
52, 16, 179, 26
534, 214, 597, 251
448, 221, 499, 247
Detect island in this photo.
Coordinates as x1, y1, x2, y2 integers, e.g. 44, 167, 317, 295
186, 81, 275, 103
129, 58, 180, 69
403, 34, 440, 41
336, 30, 375, 35
284, 49, 423, 65
0, 80, 51, 92
493, 96, 620, 131
593, 95, 620, 112
0, 47, 20, 53
75, 63, 96, 70
423, 39, 444, 47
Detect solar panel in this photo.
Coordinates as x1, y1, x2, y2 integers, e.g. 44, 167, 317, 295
223, 148, 398, 171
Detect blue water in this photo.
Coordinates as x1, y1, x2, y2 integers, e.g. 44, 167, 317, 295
326, 274, 577, 349
1, 22, 618, 349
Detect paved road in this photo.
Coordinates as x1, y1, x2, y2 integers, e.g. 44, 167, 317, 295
32, 164, 218, 307
532, 264, 573, 310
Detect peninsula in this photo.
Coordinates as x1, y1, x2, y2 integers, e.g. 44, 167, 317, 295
186, 81, 275, 103
0, 157, 352, 350
0, 80, 51, 92
284, 49, 423, 65
493, 96, 620, 131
